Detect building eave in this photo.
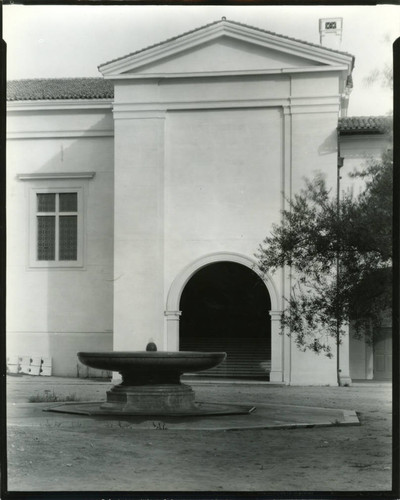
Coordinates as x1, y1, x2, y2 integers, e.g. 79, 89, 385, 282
338, 115, 392, 135
102, 64, 349, 81
7, 99, 113, 112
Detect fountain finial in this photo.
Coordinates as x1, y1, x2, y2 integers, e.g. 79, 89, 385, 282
146, 342, 157, 352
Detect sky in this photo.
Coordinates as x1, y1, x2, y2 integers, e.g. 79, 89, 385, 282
3, 4, 399, 116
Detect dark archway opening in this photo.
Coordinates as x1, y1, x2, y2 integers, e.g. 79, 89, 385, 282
179, 261, 271, 380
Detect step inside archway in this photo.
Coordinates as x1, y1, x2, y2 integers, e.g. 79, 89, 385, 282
179, 261, 271, 380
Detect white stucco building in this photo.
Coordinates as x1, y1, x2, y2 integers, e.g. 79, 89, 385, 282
6, 19, 391, 383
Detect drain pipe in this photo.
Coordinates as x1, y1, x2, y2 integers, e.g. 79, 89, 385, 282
336, 129, 344, 386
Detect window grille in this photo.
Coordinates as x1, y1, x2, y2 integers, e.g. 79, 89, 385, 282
59, 216, 78, 260
37, 216, 56, 260
36, 192, 79, 263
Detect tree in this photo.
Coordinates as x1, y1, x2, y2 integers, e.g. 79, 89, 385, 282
363, 33, 393, 91
363, 62, 393, 90
256, 149, 392, 361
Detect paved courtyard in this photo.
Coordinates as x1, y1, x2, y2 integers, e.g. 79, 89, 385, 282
6, 375, 393, 493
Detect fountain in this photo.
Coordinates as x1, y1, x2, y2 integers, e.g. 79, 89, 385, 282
47, 343, 255, 417
43, 343, 360, 429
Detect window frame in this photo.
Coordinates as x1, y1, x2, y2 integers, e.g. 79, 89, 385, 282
29, 186, 84, 269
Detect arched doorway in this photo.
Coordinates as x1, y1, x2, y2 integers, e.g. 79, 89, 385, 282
179, 261, 271, 379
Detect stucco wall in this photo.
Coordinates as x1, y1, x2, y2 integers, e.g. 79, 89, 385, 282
349, 335, 373, 380
7, 107, 114, 376
339, 133, 390, 195
164, 107, 282, 294
340, 133, 391, 380
111, 63, 343, 385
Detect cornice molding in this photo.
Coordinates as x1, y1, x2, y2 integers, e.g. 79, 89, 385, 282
112, 107, 167, 120
112, 95, 340, 119
8, 130, 114, 140
164, 311, 182, 319
17, 172, 96, 181
104, 65, 348, 81
7, 99, 113, 112
339, 133, 391, 142
113, 97, 287, 109
269, 310, 282, 320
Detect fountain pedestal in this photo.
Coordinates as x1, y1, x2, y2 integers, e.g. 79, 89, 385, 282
101, 383, 196, 413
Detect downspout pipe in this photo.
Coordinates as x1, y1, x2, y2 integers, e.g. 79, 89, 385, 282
336, 128, 344, 386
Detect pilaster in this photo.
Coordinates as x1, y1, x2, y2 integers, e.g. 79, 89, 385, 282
282, 106, 293, 385
164, 311, 182, 351
113, 105, 166, 351
269, 310, 284, 383
339, 324, 352, 386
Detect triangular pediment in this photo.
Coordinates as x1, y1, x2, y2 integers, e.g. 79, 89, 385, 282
99, 19, 353, 78
121, 36, 324, 75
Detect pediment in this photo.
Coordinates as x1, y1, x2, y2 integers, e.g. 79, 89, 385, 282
99, 19, 353, 78
121, 36, 324, 76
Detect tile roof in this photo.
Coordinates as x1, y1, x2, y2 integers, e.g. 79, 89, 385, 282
338, 116, 392, 134
7, 78, 114, 101
7, 18, 355, 102
99, 18, 355, 70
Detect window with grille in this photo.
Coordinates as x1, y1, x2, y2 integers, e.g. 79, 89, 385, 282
36, 192, 78, 261
30, 188, 83, 268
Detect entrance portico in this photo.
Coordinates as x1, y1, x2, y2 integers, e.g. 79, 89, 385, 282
165, 252, 283, 382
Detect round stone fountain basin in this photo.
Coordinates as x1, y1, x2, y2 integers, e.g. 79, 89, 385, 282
77, 351, 226, 385
75, 349, 230, 415
47, 348, 254, 417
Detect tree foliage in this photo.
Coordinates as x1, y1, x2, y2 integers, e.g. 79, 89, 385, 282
363, 34, 393, 91
363, 62, 393, 90
256, 149, 392, 356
